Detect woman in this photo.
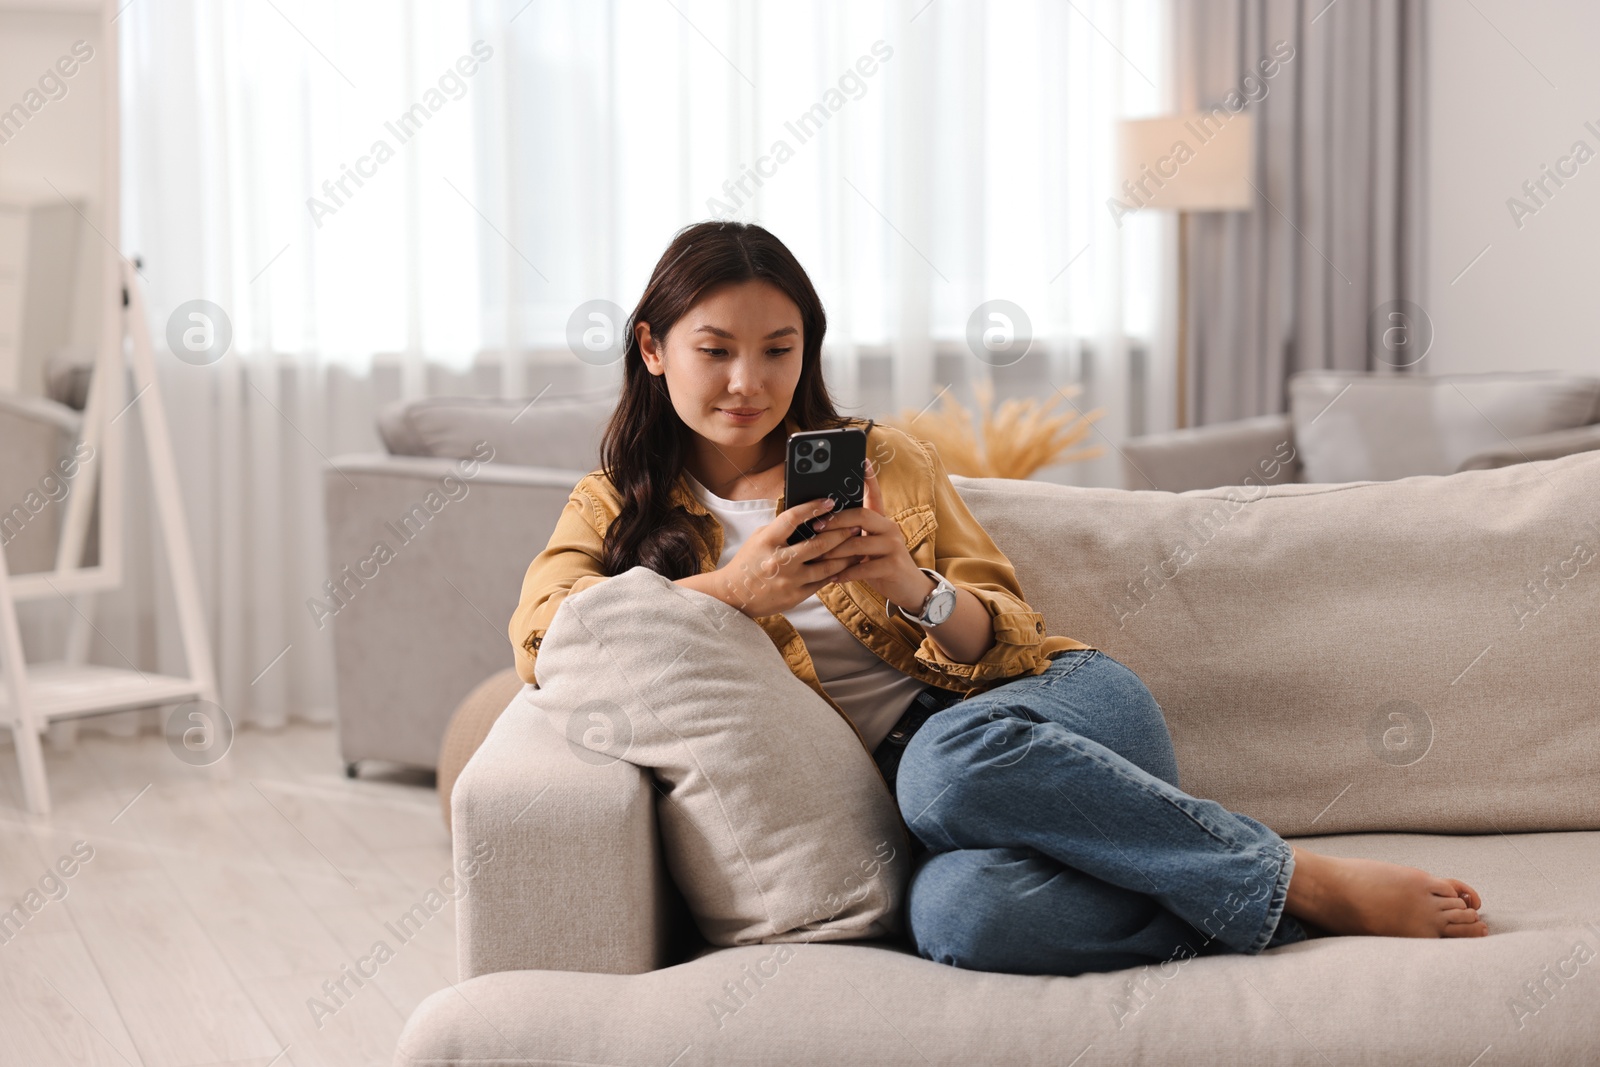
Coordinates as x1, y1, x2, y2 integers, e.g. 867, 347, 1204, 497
509, 220, 1488, 976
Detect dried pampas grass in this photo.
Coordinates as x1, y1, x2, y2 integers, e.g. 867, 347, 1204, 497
883, 379, 1105, 480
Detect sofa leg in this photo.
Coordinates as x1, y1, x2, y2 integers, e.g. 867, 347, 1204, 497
345, 761, 359, 779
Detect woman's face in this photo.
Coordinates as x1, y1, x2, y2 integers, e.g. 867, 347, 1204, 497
637, 279, 805, 454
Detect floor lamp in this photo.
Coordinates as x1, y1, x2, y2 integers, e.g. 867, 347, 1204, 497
1117, 114, 1254, 430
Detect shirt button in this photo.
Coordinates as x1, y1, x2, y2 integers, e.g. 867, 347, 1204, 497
863, 622, 874, 634
1035, 621, 1045, 633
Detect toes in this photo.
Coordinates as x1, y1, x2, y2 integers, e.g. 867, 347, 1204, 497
1443, 919, 1489, 938
1449, 880, 1483, 909
1429, 878, 1483, 910
1441, 906, 1480, 925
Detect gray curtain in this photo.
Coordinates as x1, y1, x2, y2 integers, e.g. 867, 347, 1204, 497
1176, 0, 1428, 426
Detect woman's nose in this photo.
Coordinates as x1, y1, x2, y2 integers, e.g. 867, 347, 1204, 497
726, 354, 762, 395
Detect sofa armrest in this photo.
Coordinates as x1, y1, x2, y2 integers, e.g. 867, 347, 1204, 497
322, 454, 590, 769
1120, 413, 1299, 492
453, 690, 675, 977
1456, 422, 1600, 471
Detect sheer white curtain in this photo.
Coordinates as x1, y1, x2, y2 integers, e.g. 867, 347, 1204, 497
39, 0, 1171, 744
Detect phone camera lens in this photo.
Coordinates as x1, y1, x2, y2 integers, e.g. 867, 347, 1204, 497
795, 457, 812, 473
813, 447, 830, 464
795, 440, 813, 456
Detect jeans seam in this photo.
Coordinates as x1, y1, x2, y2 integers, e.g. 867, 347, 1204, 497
1049, 648, 1099, 679
1014, 649, 1099, 694
1034, 723, 1244, 853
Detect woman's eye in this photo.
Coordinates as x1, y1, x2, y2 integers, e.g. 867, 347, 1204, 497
698, 346, 791, 357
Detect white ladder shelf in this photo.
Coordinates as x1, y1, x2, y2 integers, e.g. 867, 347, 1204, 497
0, 257, 219, 814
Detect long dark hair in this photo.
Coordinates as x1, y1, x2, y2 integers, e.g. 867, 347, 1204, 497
598, 220, 847, 580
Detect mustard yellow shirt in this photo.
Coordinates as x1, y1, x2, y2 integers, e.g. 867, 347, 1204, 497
508, 414, 1095, 753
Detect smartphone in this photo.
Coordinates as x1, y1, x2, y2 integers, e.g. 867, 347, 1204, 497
785, 427, 868, 545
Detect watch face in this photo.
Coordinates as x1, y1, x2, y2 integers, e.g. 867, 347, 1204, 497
926, 588, 957, 624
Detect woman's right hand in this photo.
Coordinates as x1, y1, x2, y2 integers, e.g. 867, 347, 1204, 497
708, 496, 867, 617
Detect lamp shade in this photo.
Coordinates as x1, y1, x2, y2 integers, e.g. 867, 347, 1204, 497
1117, 113, 1254, 212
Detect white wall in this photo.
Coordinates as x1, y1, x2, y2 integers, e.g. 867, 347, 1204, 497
1428, 0, 1600, 378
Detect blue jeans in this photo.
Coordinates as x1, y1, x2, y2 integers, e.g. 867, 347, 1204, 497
887, 649, 1309, 976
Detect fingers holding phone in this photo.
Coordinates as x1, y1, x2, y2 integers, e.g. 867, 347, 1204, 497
714, 497, 868, 617
813, 452, 880, 550
811, 454, 921, 593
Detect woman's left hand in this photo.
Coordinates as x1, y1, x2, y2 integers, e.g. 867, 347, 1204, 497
812, 457, 934, 609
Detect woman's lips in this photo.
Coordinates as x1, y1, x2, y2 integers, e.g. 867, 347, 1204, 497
720, 408, 764, 421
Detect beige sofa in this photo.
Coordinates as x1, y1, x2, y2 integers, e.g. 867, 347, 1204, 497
395, 448, 1600, 1065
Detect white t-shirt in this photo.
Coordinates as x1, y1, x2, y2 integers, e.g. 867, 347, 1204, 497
684, 471, 929, 751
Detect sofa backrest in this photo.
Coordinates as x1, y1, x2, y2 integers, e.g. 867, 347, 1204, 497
1288, 369, 1600, 483
378, 387, 618, 470
952, 450, 1600, 838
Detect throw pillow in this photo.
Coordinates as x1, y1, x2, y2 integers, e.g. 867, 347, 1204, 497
532, 565, 911, 947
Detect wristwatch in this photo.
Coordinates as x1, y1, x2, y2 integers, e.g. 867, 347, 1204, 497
891, 567, 958, 627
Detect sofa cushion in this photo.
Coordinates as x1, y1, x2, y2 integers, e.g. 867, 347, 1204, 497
949, 449, 1600, 837
1288, 370, 1600, 483
377, 386, 617, 469
396, 828, 1600, 1066
532, 565, 912, 947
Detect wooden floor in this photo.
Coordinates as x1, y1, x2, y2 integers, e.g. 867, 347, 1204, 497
0, 722, 453, 1066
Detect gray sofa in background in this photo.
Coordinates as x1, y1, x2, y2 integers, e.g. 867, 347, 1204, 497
323, 386, 618, 774
1123, 369, 1600, 492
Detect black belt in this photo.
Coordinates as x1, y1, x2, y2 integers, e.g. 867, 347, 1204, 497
872, 683, 965, 798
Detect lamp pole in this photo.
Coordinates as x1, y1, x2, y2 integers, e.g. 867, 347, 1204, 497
1176, 210, 1188, 430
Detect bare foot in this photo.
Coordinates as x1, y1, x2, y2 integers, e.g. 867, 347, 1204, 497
1285, 847, 1489, 939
